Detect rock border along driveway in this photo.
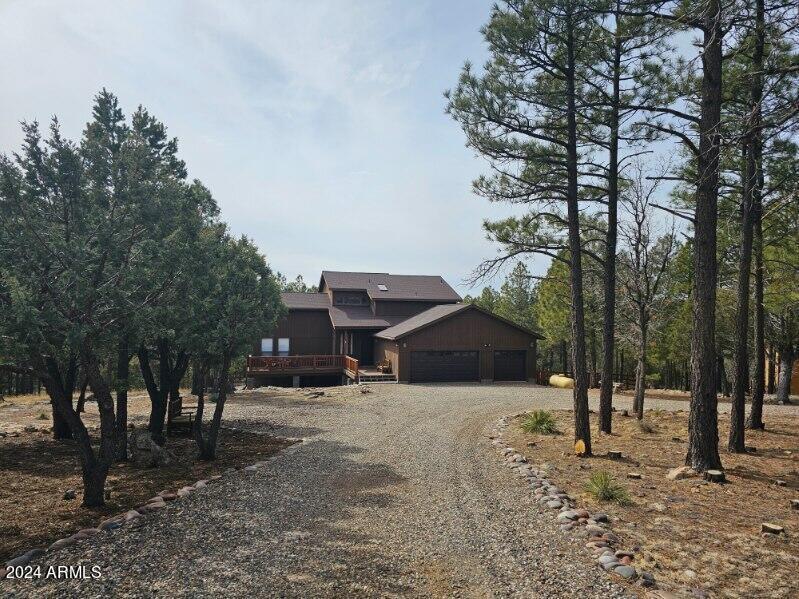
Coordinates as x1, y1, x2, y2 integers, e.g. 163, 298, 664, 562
490, 415, 657, 590
8, 383, 790, 597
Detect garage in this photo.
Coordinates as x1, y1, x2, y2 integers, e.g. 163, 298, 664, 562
410, 350, 479, 383
493, 350, 527, 381
374, 303, 542, 384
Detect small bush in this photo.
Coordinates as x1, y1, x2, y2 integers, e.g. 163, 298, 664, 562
521, 410, 558, 434
584, 471, 632, 505
637, 420, 656, 434
37, 412, 48, 420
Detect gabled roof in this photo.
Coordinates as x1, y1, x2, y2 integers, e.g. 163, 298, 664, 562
375, 303, 544, 341
319, 271, 461, 302
328, 305, 405, 329
281, 292, 330, 310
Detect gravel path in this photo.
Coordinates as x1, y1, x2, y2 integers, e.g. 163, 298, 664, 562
6, 384, 795, 597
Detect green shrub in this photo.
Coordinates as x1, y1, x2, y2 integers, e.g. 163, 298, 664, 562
584, 471, 632, 505
521, 410, 558, 434
37, 412, 48, 420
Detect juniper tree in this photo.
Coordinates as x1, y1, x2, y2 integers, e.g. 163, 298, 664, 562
0, 91, 211, 504
193, 234, 283, 460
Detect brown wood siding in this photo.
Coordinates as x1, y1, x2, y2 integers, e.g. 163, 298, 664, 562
373, 338, 400, 375
393, 308, 536, 382
258, 310, 333, 356
372, 300, 453, 318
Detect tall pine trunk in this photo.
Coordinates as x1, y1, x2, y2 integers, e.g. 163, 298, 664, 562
599, 1, 622, 434
729, 22, 762, 450
686, 0, 723, 471
565, 5, 591, 455
746, 0, 766, 431
775, 344, 794, 404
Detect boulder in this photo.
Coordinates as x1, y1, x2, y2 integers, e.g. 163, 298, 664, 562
62, 489, 76, 500
78, 528, 99, 536
666, 466, 697, 481
614, 565, 637, 580
48, 537, 76, 551
790, 499, 799, 511
128, 430, 175, 468
98, 518, 122, 531
5, 553, 33, 568
761, 522, 784, 535
639, 571, 656, 587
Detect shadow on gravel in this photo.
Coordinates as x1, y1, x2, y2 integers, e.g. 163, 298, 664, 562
9, 436, 417, 598
220, 415, 328, 441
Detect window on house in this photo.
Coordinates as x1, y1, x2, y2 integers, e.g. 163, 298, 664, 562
334, 292, 367, 305
277, 338, 290, 356
261, 338, 274, 355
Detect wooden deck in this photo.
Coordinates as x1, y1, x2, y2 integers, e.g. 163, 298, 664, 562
246, 355, 396, 383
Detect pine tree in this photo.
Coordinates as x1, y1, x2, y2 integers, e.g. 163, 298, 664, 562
447, 0, 603, 454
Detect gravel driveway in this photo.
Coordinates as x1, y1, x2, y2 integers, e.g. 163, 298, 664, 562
6, 384, 794, 598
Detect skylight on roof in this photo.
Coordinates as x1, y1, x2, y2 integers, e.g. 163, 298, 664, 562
377, 284, 388, 291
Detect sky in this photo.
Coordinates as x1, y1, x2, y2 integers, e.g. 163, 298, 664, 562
0, 0, 540, 297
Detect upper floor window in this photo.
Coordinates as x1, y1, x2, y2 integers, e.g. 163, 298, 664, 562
261, 338, 273, 355
334, 292, 367, 306
277, 338, 290, 356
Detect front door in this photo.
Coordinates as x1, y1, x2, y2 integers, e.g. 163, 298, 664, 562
351, 331, 376, 365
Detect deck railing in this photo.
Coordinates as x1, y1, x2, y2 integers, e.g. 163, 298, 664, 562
343, 355, 359, 376
247, 354, 345, 373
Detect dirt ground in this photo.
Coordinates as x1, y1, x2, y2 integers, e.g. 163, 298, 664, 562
609, 387, 796, 405
0, 389, 301, 564
505, 409, 799, 598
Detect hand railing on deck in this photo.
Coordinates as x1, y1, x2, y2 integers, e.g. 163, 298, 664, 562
247, 355, 345, 372
343, 355, 359, 376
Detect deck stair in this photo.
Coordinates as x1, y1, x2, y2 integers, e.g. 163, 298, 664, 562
357, 370, 397, 383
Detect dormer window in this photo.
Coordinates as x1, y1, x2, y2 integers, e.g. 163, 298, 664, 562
334, 291, 368, 305
377, 284, 388, 291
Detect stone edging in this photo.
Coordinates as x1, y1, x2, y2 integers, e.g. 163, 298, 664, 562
1, 437, 304, 578
490, 415, 657, 591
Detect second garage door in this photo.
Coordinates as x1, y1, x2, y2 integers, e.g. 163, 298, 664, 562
410, 351, 479, 383
494, 350, 527, 381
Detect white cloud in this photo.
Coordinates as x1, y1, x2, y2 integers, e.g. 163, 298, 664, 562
0, 0, 539, 295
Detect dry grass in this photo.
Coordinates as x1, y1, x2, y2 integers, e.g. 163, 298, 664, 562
0, 391, 292, 563
505, 409, 799, 598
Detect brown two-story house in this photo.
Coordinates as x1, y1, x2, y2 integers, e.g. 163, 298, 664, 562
247, 270, 542, 386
